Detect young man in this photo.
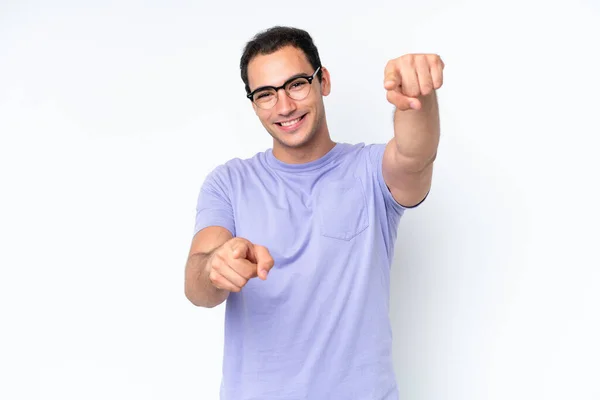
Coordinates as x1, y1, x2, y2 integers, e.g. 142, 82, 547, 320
185, 26, 443, 400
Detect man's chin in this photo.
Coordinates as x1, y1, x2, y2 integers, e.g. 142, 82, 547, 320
270, 129, 307, 148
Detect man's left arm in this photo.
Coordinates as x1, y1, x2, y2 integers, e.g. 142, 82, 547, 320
381, 54, 444, 208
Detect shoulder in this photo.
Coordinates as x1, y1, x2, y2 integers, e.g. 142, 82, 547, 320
223, 150, 267, 170
204, 149, 271, 185
208, 149, 269, 173
338, 141, 385, 155
336, 142, 387, 168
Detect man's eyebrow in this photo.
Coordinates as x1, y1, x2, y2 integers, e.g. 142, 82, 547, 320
251, 72, 312, 92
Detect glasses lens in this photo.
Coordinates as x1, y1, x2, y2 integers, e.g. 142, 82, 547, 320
251, 76, 313, 109
253, 89, 277, 109
286, 77, 311, 101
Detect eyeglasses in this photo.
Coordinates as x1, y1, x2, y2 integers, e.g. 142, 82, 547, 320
246, 66, 321, 110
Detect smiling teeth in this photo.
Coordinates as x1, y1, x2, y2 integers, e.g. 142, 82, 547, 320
281, 117, 301, 127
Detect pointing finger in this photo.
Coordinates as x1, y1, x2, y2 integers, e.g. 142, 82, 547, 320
254, 245, 275, 280
384, 62, 401, 90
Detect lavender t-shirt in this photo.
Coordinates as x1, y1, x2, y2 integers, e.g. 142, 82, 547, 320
194, 142, 418, 400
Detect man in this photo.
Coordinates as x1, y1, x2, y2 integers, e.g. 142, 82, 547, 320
184, 26, 443, 400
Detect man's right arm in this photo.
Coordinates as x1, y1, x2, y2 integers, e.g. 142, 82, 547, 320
184, 226, 233, 308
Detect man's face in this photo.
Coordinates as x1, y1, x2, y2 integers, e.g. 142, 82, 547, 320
247, 46, 330, 150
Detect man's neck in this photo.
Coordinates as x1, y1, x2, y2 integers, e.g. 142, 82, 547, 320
272, 137, 336, 165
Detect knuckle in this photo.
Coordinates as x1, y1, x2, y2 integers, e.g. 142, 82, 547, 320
249, 267, 259, 278
231, 261, 252, 280
234, 274, 248, 288
405, 87, 419, 97
229, 237, 243, 247
215, 246, 228, 258
237, 240, 251, 251
402, 55, 415, 67
239, 268, 253, 280
209, 270, 219, 283
386, 91, 396, 103
385, 60, 399, 76
209, 256, 222, 271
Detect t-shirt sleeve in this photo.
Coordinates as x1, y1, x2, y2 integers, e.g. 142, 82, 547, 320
367, 143, 429, 215
193, 165, 236, 237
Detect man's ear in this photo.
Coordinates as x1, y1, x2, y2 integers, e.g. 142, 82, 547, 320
319, 66, 331, 96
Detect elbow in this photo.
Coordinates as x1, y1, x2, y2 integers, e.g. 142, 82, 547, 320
185, 292, 214, 308
184, 283, 206, 308
184, 284, 222, 308
184, 289, 200, 307
394, 151, 437, 174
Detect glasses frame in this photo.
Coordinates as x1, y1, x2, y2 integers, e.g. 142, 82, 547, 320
246, 66, 321, 109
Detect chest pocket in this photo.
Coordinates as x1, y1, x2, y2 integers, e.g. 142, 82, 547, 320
316, 177, 369, 241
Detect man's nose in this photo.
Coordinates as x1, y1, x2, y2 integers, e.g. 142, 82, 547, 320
275, 89, 296, 116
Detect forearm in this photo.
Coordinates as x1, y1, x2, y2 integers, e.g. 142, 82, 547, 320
393, 91, 440, 172
185, 252, 229, 308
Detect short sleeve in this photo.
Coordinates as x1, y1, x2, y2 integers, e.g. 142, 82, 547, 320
367, 143, 428, 214
193, 165, 236, 237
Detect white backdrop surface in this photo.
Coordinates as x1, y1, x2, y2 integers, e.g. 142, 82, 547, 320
1, 1, 599, 399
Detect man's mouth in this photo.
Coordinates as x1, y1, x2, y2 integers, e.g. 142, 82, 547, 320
275, 114, 306, 131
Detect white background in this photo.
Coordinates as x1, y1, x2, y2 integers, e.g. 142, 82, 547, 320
1, 0, 599, 399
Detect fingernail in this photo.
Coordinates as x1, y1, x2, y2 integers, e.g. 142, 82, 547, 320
409, 101, 418, 109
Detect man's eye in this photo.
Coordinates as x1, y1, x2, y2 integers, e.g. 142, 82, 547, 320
290, 81, 306, 89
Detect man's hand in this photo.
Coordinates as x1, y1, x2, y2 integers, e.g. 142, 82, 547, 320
384, 54, 444, 111
206, 238, 275, 293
